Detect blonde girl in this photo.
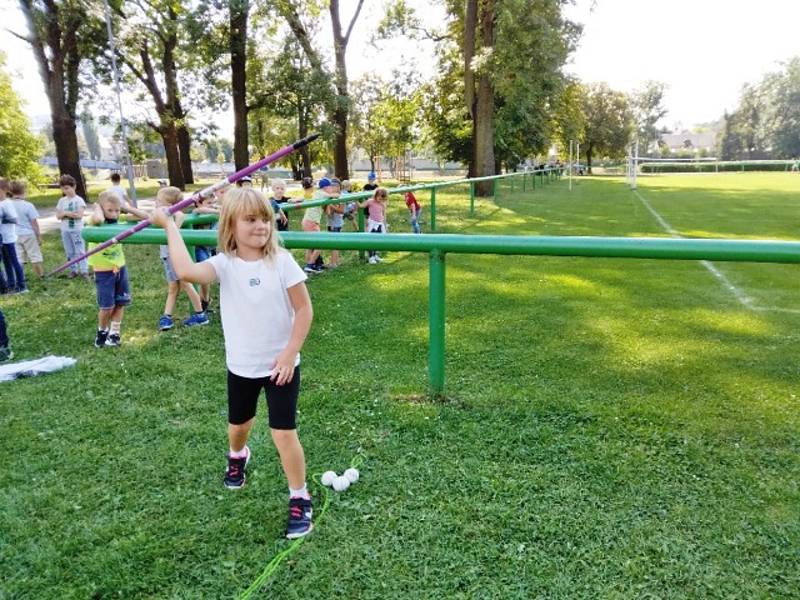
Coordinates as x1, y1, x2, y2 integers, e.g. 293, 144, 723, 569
151, 187, 315, 539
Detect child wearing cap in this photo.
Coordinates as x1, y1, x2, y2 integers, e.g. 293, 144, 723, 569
302, 177, 339, 273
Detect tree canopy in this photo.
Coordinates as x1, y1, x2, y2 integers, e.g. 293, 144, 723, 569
0, 52, 43, 183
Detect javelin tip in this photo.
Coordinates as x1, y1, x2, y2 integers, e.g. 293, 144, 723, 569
293, 133, 321, 149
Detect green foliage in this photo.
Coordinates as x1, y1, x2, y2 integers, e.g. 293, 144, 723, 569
640, 161, 794, 173
581, 82, 634, 167
631, 81, 668, 155
415, 0, 578, 167
0, 52, 43, 183
718, 57, 800, 160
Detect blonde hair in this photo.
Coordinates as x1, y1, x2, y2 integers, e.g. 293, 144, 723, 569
374, 187, 388, 202
98, 190, 121, 207
156, 186, 183, 206
271, 178, 286, 190
217, 187, 280, 258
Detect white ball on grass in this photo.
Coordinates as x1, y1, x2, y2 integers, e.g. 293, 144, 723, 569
321, 471, 338, 486
343, 468, 360, 484
332, 476, 351, 492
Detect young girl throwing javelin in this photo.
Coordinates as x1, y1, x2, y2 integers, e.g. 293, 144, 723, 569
151, 187, 315, 539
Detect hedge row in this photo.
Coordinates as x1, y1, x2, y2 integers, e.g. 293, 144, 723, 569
640, 161, 796, 173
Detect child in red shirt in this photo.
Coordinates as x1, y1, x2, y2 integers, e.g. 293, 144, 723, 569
405, 191, 422, 234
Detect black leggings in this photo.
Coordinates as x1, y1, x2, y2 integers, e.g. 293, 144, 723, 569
227, 367, 300, 429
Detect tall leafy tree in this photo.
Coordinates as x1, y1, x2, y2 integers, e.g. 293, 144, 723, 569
14, 0, 102, 197
580, 82, 633, 172
249, 36, 333, 177
276, 0, 365, 179
631, 81, 668, 156
113, 0, 196, 188
0, 51, 43, 182
392, 0, 578, 191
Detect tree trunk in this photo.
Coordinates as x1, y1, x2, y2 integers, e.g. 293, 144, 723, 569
158, 124, 185, 189
298, 105, 312, 178
586, 146, 593, 175
175, 124, 194, 184
472, 0, 495, 196
230, 0, 249, 171
20, 0, 86, 198
51, 104, 86, 199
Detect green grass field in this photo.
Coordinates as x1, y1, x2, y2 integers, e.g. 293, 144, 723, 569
2, 172, 798, 598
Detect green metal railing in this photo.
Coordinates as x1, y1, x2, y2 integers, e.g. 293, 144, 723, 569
82, 225, 800, 396
180, 167, 562, 233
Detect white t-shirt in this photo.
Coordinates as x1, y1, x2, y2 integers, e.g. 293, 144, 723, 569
0, 199, 18, 243
56, 195, 86, 232
207, 249, 307, 378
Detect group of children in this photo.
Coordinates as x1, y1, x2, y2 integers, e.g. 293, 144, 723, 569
4, 170, 421, 539
0, 178, 42, 295
297, 171, 423, 271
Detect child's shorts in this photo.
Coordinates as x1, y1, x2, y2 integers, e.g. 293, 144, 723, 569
15, 235, 43, 263
227, 367, 301, 429
195, 246, 214, 263
95, 266, 132, 310
301, 219, 320, 232
327, 225, 342, 232
161, 256, 179, 282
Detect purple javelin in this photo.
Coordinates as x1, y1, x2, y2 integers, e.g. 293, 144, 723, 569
47, 133, 320, 277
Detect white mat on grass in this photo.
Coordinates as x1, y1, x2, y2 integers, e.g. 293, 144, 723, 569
0, 356, 77, 382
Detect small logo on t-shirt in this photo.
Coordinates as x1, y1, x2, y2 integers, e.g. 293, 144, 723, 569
249, 277, 261, 287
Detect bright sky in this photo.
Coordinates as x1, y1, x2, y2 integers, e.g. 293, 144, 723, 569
564, 0, 800, 129
3, 0, 799, 135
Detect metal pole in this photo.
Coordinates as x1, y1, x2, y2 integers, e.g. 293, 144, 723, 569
103, 0, 137, 207
428, 249, 446, 396
357, 206, 366, 262
469, 181, 475, 214
430, 186, 437, 232
632, 140, 639, 190
569, 140, 573, 191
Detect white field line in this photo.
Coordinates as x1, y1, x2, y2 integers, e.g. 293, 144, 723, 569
632, 188, 760, 310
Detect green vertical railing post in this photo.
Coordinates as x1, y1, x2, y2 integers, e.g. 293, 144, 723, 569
430, 186, 437, 232
522, 172, 526, 192
469, 181, 475, 215
428, 249, 446, 396
357, 207, 366, 261
510, 175, 515, 193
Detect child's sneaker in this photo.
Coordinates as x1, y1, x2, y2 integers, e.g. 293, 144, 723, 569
158, 315, 174, 331
368, 256, 378, 265
286, 497, 313, 539
94, 329, 108, 348
105, 333, 121, 347
183, 311, 209, 327
0, 346, 12, 362
303, 263, 317, 274
224, 447, 251, 489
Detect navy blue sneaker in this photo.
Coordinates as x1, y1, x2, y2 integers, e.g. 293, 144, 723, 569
286, 497, 313, 539
94, 329, 108, 348
224, 447, 250, 489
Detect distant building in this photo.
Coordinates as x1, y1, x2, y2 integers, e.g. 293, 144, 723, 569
659, 131, 717, 153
